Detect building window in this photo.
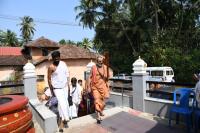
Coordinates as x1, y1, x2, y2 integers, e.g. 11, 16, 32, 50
42, 49, 48, 56
37, 75, 44, 81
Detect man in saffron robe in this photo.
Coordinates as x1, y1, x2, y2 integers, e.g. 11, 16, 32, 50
90, 55, 109, 124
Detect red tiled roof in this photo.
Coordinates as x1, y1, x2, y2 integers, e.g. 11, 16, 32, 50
0, 42, 98, 66
0, 47, 22, 56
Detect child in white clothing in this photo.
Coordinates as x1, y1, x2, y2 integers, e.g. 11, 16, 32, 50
69, 77, 82, 119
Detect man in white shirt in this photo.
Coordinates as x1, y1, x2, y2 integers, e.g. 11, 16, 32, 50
48, 51, 70, 132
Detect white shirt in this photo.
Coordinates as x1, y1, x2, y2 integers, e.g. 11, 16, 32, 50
51, 61, 69, 88
70, 84, 82, 105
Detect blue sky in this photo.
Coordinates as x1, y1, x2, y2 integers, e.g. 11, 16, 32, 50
0, 0, 95, 42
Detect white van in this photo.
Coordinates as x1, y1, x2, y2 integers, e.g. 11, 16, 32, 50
146, 67, 174, 82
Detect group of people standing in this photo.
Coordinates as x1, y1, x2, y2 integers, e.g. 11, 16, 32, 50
46, 51, 109, 132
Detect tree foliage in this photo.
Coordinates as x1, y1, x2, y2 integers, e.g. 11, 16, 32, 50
75, 0, 200, 82
59, 39, 77, 45
79, 38, 94, 50
0, 29, 20, 47
19, 16, 36, 44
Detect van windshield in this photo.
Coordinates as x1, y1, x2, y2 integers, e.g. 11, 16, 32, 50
151, 71, 163, 76
166, 70, 173, 75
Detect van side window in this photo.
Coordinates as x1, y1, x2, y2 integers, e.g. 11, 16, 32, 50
151, 71, 163, 76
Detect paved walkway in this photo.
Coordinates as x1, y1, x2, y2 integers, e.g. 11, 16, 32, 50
63, 107, 185, 133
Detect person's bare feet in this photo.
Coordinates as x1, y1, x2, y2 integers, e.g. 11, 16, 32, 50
59, 128, 63, 132
59, 120, 64, 131
96, 112, 101, 124
100, 111, 105, 116
63, 120, 68, 128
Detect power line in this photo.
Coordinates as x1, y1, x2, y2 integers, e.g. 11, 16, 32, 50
0, 14, 127, 30
0, 14, 199, 31
0, 14, 80, 27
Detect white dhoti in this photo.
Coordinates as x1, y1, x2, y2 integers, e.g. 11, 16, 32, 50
69, 104, 79, 118
69, 84, 82, 118
54, 87, 69, 121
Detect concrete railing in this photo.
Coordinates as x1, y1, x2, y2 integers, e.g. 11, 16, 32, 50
23, 62, 57, 133
109, 77, 195, 119
109, 56, 195, 119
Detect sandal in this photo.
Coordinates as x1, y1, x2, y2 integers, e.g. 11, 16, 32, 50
59, 128, 63, 132
97, 119, 101, 124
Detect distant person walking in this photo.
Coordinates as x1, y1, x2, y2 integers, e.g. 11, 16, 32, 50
48, 51, 70, 132
69, 77, 82, 119
89, 55, 110, 124
78, 79, 84, 96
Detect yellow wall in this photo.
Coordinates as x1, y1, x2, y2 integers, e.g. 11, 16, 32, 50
35, 59, 113, 89
0, 67, 15, 81
0, 59, 113, 93
35, 59, 93, 87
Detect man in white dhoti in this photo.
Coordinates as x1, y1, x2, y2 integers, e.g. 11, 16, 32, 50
48, 51, 70, 132
69, 77, 82, 119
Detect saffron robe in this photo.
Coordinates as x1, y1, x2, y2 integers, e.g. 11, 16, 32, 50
90, 64, 109, 113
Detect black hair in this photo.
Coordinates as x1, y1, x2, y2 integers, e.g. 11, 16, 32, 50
78, 79, 82, 82
21, 47, 32, 60
71, 77, 77, 83
51, 51, 60, 58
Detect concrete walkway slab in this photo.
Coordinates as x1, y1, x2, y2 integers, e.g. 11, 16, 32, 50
64, 107, 185, 133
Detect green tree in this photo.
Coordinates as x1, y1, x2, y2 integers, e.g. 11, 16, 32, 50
0, 30, 19, 47
65, 40, 77, 45
19, 16, 35, 44
75, 0, 103, 29
59, 39, 67, 45
0, 30, 4, 45
59, 39, 77, 45
79, 38, 93, 50
75, 0, 200, 82
94, 0, 152, 73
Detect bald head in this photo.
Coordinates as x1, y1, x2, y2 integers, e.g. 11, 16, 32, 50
96, 55, 104, 67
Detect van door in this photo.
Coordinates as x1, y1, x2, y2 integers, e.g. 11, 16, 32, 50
165, 69, 174, 82
166, 70, 174, 82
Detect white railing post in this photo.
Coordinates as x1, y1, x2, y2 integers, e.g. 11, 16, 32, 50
132, 56, 148, 112
23, 61, 37, 100
23, 61, 58, 133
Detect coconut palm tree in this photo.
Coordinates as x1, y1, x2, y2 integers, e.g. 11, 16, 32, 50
19, 16, 35, 44
80, 38, 93, 50
75, 0, 103, 29
0, 30, 19, 47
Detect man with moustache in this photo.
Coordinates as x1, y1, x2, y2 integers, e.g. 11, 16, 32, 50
90, 55, 110, 124
48, 51, 70, 132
